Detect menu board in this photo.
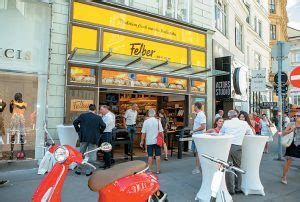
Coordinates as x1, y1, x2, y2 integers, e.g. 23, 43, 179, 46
70, 66, 96, 84
101, 70, 187, 91
191, 80, 206, 94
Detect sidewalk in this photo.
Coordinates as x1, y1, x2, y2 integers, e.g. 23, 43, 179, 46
0, 141, 299, 201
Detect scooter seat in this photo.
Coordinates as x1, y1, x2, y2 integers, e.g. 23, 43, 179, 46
88, 160, 147, 191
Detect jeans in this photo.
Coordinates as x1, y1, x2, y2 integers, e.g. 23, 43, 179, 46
101, 132, 112, 166
76, 142, 97, 175
225, 145, 242, 193
125, 125, 136, 155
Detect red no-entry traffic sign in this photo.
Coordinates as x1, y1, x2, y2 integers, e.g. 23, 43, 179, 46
290, 66, 300, 88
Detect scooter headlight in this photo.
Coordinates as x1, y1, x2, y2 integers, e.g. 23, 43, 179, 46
54, 146, 69, 163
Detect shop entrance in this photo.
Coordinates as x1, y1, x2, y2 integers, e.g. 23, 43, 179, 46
99, 90, 188, 158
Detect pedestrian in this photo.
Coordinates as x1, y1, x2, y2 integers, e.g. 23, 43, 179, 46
260, 114, 273, 153
249, 113, 256, 130
281, 114, 300, 185
220, 110, 254, 195
190, 102, 206, 175
140, 109, 163, 174
158, 109, 169, 161
123, 103, 138, 157
215, 110, 224, 119
99, 105, 115, 169
205, 117, 223, 134
0, 99, 6, 159
253, 112, 261, 135
239, 111, 256, 134
73, 104, 106, 176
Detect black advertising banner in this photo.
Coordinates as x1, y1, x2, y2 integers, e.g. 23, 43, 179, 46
215, 56, 231, 99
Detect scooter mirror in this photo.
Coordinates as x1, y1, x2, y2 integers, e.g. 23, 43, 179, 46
100, 142, 112, 152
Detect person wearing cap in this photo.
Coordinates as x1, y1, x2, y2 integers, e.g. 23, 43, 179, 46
73, 104, 106, 176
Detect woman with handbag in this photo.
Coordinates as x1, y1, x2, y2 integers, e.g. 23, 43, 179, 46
260, 114, 273, 153
281, 115, 300, 185
140, 109, 164, 174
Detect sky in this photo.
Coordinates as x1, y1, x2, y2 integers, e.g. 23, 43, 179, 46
287, 0, 300, 30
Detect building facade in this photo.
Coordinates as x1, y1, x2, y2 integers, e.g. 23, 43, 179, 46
269, 0, 288, 47
213, 0, 271, 114
288, 27, 300, 110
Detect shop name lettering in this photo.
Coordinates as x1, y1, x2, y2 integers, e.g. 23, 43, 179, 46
0, 48, 31, 60
130, 43, 156, 57
71, 100, 90, 110
117, 18, 176, 37
216, 81, 231, 96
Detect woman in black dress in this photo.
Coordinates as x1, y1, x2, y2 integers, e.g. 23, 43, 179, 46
281, 116, 300, 184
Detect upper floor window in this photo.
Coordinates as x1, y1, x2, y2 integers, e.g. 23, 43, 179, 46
255, 53, 261, 69
235, 20, 243, 50
270, 0, 276, 13
294, 52, 300, 62
245, 3, 251, 24
270, 24, 276, 40
215, 0, 227, 35
162, 0, 191, 22
258, 20, 262, 38
254, 16, 257, 32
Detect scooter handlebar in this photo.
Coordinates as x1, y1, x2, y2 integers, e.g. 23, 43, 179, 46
231, 166, 246, 174
84, 162, 96, 170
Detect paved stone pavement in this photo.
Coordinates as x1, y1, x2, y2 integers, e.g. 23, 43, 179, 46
0, 141, 300, 202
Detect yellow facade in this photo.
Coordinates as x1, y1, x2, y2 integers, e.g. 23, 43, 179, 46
269, 0, 288, 47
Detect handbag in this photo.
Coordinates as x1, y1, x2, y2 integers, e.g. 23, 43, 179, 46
156, 119, 164, 147
269, 125, 278, 136
281, 131, 294, 148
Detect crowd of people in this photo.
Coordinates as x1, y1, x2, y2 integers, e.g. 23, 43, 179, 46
69, 102, 299, 194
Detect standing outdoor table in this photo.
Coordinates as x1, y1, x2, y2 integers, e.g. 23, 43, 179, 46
57, 125, 78, 148
193, 134, 233, 202
241, 135, 268, 196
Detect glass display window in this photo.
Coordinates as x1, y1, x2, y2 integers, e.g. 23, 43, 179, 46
68, 66, 98, 86
191, 80, 206, 94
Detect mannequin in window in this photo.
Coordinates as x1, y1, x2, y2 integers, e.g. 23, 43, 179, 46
0, 99, 6, 159
9, 93, 27, 160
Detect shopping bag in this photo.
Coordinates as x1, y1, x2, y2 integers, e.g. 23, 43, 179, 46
269, 125, 278, 136
282, 131, 294, 148
156, 119, 164, 147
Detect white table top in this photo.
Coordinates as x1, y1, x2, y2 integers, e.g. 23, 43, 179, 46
192, 134, 233, 140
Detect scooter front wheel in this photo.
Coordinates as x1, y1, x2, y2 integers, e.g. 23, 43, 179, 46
148, 190, 168, 202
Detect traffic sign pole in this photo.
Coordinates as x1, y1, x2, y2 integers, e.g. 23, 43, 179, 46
277, 42, 283, 160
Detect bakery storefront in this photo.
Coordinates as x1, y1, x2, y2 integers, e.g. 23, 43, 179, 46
66, 1, 226, 142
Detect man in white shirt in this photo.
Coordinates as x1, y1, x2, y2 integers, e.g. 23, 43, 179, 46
220, 110, 254, 195
99, 105, 115, 169
190, 102, 206, 175
140, 109, 164, 174
123, 103, 138, 155
215, 109, 224, 119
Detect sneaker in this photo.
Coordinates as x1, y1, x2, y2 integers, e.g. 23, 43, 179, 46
0, 180, 9, 186
192, 168, 200, 175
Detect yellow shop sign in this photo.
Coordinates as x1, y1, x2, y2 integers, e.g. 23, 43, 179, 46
70, 99, 94, 112
73, 2, 206, 48
103, 32, 188, 64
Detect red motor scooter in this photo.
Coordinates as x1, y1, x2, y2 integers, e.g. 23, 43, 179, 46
32, 142, 168, 202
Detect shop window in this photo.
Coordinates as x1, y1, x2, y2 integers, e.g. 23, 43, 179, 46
191, 50, 206, 68
215, 0, 227, 35
66, 87, 97, 124
71, 26, 98, 51
67, 66, 98, 86
101, 69, 187, 91
191, 80, 206, 94
0, 73, 38, 160
235, 20, 243, 51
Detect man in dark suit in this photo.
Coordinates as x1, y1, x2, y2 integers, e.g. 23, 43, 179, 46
73, 104, 106, 176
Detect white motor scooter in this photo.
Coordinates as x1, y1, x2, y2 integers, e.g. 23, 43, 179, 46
201, 154, 246, 202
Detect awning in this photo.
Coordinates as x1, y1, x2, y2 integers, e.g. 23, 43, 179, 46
68, 48, 229, 79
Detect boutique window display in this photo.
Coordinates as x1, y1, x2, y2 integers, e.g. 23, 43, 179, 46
0, 99, 6, 159
9, 93, 27, 160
